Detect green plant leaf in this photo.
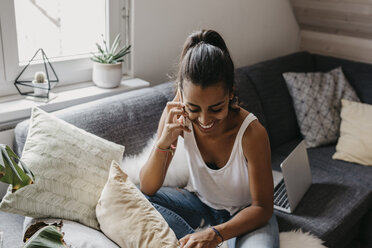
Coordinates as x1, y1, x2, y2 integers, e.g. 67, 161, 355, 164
109, 34, 121, 55
95, 43, 105, 55
92, 34, 131, 64
23, 225, 67, 248
0, 144, 34, 193
102, 34, 109, 54
90, 53, 106, 63
112, 45, 131, 61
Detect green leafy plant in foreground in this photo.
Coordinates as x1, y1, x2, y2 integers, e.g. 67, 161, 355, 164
91, 34, 131, 64
0, 144, 34, 193
23, 225, 67, 248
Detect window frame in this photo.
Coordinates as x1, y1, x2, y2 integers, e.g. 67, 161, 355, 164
0, 0, 131, 97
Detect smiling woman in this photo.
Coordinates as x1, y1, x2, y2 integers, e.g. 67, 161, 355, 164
139, 29, 279, 248
181, 81, 232, 135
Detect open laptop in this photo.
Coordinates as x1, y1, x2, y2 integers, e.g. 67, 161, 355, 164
273, 140, 312, 213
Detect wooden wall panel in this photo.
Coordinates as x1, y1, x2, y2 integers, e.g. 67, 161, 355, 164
300, 30, 372, 64
290, 0, 372, 63
294, 7, 372, 39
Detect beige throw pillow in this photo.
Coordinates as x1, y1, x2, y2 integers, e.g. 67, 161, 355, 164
333, 99, 372, 166
0, 107, 125, 229
96, 160, 179, 248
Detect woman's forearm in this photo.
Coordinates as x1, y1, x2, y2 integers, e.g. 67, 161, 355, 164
139, 144, 172, 195
214, 205, 273, 241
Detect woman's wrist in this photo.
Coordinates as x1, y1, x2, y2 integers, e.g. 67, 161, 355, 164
155, 139, 171, 150
155, 141, 176, 156
209, 226, 224, 246
156, 143, 170, 150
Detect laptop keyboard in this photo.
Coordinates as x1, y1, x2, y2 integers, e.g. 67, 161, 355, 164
274, 180, 290, 209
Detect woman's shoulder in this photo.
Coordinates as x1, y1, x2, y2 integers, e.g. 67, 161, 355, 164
240, 108, 268, 146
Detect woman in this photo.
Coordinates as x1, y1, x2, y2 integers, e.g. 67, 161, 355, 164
140, 29, 279, 248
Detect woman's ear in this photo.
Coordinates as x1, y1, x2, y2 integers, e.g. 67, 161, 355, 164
229, 86, 236, 100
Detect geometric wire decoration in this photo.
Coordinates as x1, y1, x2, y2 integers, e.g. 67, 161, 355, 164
14, 48, 59, 99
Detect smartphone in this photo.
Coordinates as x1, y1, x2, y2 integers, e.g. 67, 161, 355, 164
178, 87, 190, 128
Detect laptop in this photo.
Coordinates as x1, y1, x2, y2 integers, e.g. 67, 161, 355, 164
273, 140, 312, 213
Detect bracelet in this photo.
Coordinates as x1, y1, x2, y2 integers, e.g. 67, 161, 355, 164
210, 226, 224, 245
156, 144, 176, 156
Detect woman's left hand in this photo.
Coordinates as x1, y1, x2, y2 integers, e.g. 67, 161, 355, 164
179, 228, 221, 248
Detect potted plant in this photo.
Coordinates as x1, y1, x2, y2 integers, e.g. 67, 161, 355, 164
32, 71, 49, 96
0, 146, 67, 246
91, 34, 131, 88
0, 144, 34, 193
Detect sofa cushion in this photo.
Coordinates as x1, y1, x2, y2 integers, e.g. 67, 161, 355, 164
96, 160, 179, 248
333, 99, 372, 166
14, 87, 168, 157
283, 67, 360, 148
242, 51, 314, 148
314, 54, 372, 104
23, 217, 119, 248
272, 140, 372, 248
0, 107, 125, 229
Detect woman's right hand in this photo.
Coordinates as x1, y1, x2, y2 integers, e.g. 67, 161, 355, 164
156, 91, 191, 149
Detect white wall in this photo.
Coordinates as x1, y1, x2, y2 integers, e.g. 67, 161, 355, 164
131, 0, 300, 85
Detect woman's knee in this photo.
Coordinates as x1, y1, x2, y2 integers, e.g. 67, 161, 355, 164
234, 215, 280, 248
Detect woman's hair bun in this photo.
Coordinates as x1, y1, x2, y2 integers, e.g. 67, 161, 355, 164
176, 29, 235, 102
181, 29, 229, 58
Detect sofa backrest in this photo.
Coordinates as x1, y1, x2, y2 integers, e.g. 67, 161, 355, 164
15, 52, 371, 158
241, 51, 314, 149
313, 54, 372, 105
14, 87, 168, 157
234, 68, 267, 128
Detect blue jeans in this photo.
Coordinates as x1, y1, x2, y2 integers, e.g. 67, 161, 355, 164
144, 187, 280, 248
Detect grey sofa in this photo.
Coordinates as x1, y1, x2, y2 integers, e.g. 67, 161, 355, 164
0, 51, 371, 248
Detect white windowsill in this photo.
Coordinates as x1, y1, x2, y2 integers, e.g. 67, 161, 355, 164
0, 77, 150, 129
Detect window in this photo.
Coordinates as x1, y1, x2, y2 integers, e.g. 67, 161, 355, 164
0, 0, 130, 97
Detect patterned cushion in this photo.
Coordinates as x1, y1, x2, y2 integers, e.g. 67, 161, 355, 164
283, 67, 360, 148
0, 107, 124, 229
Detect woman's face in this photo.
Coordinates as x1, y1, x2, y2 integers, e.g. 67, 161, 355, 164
182, 81, 232, 134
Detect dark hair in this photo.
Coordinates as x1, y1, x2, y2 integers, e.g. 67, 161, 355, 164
176, 30, 239, 110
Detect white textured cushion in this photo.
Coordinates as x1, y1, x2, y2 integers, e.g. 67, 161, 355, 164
0, 107, 124, 229
23, 217, 119, 248
96, 160, 179, 248
333, 99, 372, 166
122, 134, 189, 187
283, 67, 360, 147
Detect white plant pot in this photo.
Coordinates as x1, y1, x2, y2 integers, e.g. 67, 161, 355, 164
92, 62, 123, 88
32, 80, 49, 96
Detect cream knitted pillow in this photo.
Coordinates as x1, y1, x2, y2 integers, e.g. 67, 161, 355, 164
333, 99, 372, 166
0, 107, 124, 229
96, 160, 179, 248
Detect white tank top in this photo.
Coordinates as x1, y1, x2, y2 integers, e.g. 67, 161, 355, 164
184, 113, 257, 215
